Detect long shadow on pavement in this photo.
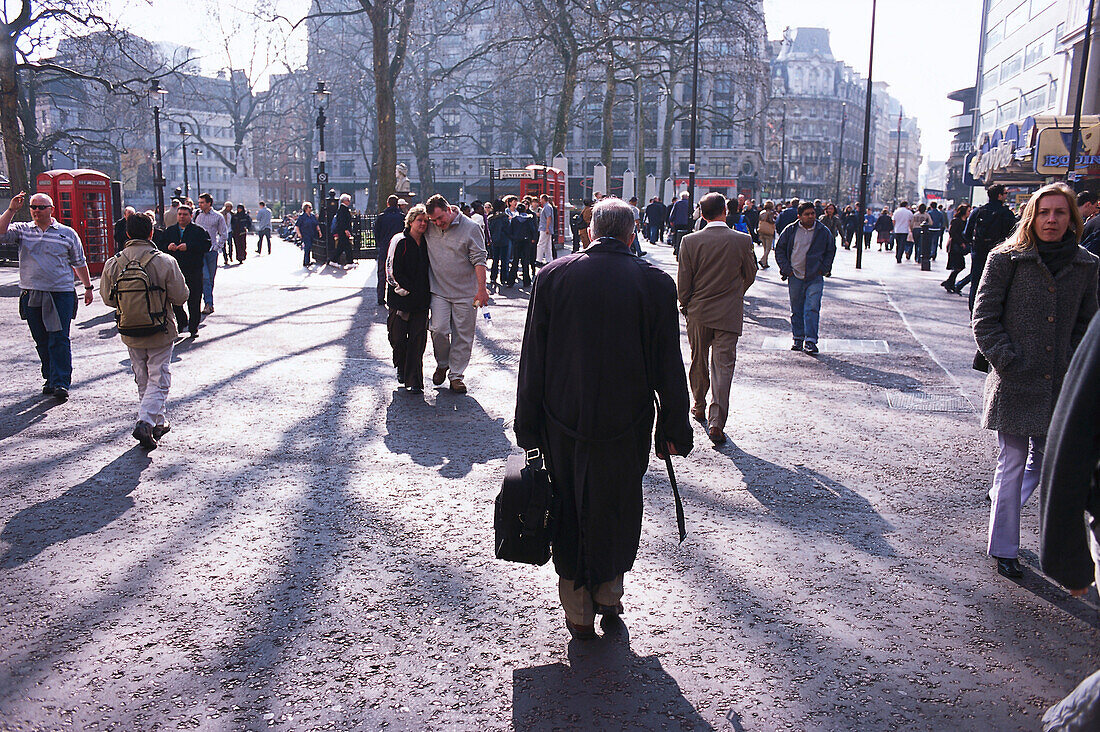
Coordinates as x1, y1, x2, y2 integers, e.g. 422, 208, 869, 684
0, 393, 63, 443
512, 621, 710, 730
717, 442, 896, 558
0, 447, 152, 568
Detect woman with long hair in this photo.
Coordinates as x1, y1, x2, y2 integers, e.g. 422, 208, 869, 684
942, 203, 970, 292
973, 182, 1098, 578
757, 200, 776, 269
821, 203, 841, 242
386, 204, 431, 393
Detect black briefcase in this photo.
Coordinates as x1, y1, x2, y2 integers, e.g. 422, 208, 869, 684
494, 449, 555, 566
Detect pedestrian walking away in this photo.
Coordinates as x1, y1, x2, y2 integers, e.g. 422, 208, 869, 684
514, 197, 693, 640
536, 194, 556, 264
506, 203, 537, 287
374, 195, 406, 305
942, 203, 971, 294
677, 192, 756, 445
972, 182, 1098, 580
774, 201, 837, 355
874, 207, 893, 251
160, 203, 211, 337
295, 202, 321, 269
231, 204, 251, 263
99, 212, 189, 450
964, 184, 1018, 310
424, 195, 489, 394
757, 200, 777, 268
486, 200, 512, 287
893, 201, 914, 262
221, 202, 235, 264
0, 191, 94, 401
331, 194, 355, 268
254, 201, 273, 255
194, 193, 229, 314
668, 191, 693, 258
385, 204, 431, 393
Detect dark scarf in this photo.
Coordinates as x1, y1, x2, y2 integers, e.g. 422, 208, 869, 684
1036, 232, 1079, 276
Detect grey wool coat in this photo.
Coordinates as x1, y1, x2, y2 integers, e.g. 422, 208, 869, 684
973, 245, 1098, 437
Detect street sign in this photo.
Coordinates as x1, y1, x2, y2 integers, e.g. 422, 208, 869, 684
497, 169, 536, 180
317, 172, 329, 184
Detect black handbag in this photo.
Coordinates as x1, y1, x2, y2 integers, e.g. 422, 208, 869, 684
494, 448, 555, 566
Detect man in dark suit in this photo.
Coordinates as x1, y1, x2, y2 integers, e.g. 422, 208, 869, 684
515, 198, 692, 640
643, 197, 666, 246
160, 204, 212, 337
677, 192, 757, 445
374, 195, 405, 305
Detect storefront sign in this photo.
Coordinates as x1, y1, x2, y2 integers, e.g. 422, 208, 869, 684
969, 140, 1019, 181
1034, 123, 1100, 175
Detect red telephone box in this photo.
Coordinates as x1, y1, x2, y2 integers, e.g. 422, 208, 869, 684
37, 169, 114, 275
519, 165, 567, 245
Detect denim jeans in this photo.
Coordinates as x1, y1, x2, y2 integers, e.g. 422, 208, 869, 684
302, 239, 314, 267
787, 274, 824, 344
645, 224, 661, 245
25, 290, 76, 389
202, 250, 220, 308
490, 242, 511, 284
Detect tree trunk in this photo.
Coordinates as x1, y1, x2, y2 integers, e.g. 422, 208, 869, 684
551, 52, 577, 157
371, 10, 397, 207
0, 29, 30, 217
600, 43, 615, 169
413, 124, 434, 196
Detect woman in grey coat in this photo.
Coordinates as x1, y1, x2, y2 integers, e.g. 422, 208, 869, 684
973, 182, 1098, 579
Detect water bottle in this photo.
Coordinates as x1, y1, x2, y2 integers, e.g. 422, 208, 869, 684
482, 308, 492, 323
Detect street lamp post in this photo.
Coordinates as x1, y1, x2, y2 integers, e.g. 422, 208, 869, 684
834, 102, 847, 204
779, 102, 788, 201
180, 123, 190, 198
149, 79, 168, 226
687, 0, 701, 209
283, 175, 289, 211
1066, 0, 1096, 182
855, 0, 878, 270
314, 81, 331, 214
194, 148, 202, 195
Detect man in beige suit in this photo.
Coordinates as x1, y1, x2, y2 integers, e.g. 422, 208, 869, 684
677, 192, 757, 445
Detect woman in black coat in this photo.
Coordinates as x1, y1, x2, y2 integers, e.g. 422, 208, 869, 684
231, 205, 251, 262
942, 203, 970, 292
874, 208, 893, 251
386, 204, 431, 393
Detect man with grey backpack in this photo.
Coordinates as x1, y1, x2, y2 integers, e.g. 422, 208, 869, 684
100, 213, 188, 450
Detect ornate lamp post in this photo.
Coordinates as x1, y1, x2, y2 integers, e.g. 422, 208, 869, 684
149, 79, 168, 225
314, 81, 331, 213
194, 148, 203, 195
180, 123, 190, 198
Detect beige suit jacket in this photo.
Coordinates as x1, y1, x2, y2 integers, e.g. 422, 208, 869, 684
677, 223, 756, 334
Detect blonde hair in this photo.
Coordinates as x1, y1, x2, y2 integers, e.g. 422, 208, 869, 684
997, 182, 1083, 253
404, 203, 427, 229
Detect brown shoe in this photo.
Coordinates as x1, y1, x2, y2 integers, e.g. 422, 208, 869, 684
432, 367, 448, 386
565, 618, 597, 640
691, 405, 706, 422
449, 378, 467, 394
708, 426, 726, 445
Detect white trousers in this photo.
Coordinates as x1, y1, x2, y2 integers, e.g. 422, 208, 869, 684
988, 432, 1045, 559
127, 342, 174, 427
429, 294, 476, 381
536, 231, 554, 262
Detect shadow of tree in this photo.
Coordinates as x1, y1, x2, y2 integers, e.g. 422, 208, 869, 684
719, 443, 896, 558
512, 622, 710, 730
816, 354, 924, 390
0, 447, 152, 568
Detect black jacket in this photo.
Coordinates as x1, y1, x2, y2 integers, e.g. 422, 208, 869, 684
1040, 312, 1100, 590
373, 206, 404, 256
509, 212, 537, 244
333, 204, 353, 241
113, 217, 128, 248
487, 212, 511, 247
159, 223, 212, 279
964, 199, 1016, 255
231, 211, 252, 235
385, 232, 430, 312
515, 239, 692, 589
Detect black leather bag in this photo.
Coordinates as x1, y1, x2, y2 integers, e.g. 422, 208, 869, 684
494, 449, 555, 566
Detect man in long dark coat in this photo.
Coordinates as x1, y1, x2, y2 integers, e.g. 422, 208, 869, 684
515, 197, 693, 640
159, 204, 211, 337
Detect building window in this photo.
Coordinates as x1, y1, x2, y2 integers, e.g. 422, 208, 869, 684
986, 20, 1003, 48
439, 159, 459, 177
441, 110, 460, 136
1024, 33, 1050, 68
339, 160, 354, 177
1022, 86, 1046, 115
1049, 79, 1058, 108
997, 98, 1020, 126
980, 110, 996, 133
999, 51, 1023, 82
1004, 2, 1028, 36
1029, 0, 1056, 18
981, 66, 998, 92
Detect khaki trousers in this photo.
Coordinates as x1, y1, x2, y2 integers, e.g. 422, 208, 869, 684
559, 574, 624, 626
127, 342, 173, 428
429, 294, 476, 381
687, 320, 739, 432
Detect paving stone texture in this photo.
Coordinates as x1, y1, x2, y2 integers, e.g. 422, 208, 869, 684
0, 235, 1097, 731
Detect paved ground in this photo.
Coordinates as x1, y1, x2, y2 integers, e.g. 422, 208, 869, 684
0, 233, 1097, 731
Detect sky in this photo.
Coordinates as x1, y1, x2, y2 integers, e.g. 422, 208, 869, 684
106, 0, 981, 164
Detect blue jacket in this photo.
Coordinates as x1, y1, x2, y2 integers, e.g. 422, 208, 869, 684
668, 199, 692, 228
776, 205, 798, 233
774, 220, 837, 280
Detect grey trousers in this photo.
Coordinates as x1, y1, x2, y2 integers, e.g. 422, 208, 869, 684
430, 294, 476, 381
988, 432, 1045, 559
559, 574, 624, 627
687, 320, 739, 432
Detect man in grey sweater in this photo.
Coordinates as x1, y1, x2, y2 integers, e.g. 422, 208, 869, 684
424, 195, 490, 394
254, 201, 273, 255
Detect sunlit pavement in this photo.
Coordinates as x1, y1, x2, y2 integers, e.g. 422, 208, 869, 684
0, 234, 1096, 730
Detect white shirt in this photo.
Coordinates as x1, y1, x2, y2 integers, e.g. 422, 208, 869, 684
892, 207, 913, 235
